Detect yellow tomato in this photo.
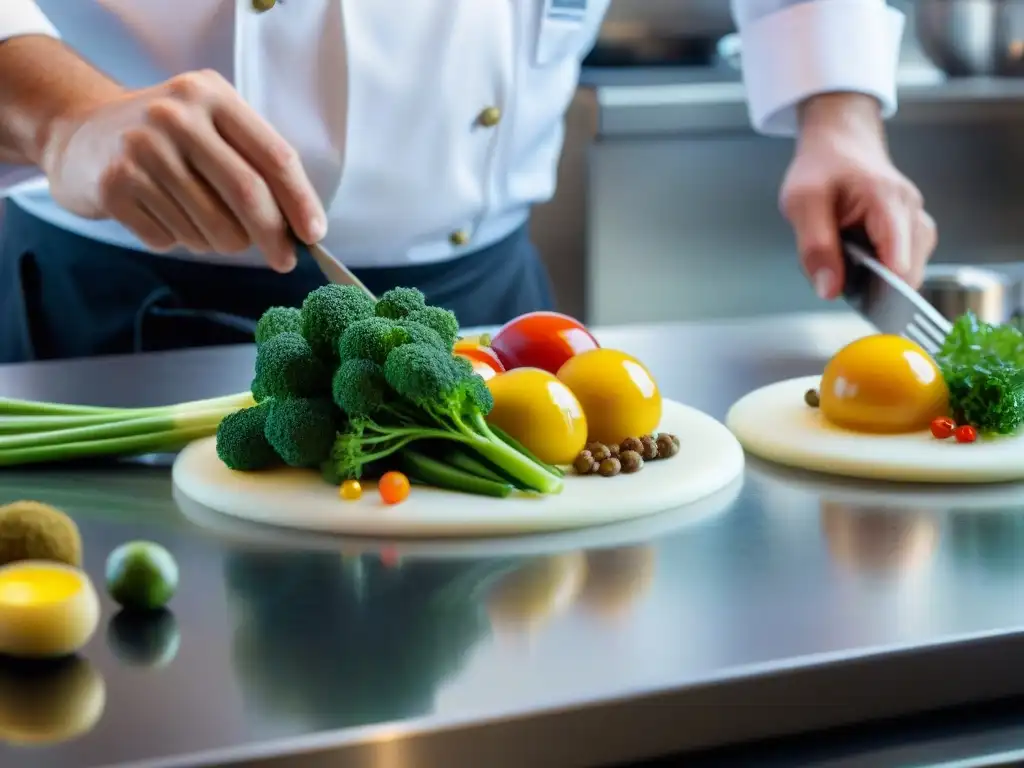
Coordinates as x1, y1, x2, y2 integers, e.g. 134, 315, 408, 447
556, 348, 662, 446
486, 368, 588, 466
819, 334, 949, 434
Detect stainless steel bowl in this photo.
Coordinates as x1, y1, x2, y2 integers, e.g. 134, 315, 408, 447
916, 0, 1024, 77
920, 265, 1018, 324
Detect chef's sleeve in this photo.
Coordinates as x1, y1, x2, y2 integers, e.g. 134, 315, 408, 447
0, 1, 60, 193
730, 0, 905, 136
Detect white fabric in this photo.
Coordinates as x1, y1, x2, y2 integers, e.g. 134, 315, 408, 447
0, 0, 905, 268
733, 0, 904, 136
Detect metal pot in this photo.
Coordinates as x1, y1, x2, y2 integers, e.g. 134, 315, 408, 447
915, 0, 1024, 77
920, 265, 1018, 324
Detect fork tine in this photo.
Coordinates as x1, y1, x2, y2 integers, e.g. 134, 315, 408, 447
903, 324, 938, 355
912, 312, 949, 350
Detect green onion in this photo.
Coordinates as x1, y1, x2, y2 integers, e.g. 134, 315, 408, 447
0, 392, 254, 466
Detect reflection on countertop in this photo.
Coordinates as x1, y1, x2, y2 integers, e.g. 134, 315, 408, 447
5, 315, 1024, 767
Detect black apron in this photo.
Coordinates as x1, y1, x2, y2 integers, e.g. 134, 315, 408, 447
0, 201, 554, 364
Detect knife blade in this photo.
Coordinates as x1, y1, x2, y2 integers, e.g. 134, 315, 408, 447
839, 227, 952, 356
293, 238, 377, 300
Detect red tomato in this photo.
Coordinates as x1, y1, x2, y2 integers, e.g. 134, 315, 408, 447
455, 344, 505, 375
930, 417, 956, 440
954, 424, 978, 444
490, 311, 599, 374
378, 472, 411, 505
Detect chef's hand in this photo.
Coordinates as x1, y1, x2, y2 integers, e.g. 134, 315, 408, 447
779, 93, 936, 300
42, 70, 325, 272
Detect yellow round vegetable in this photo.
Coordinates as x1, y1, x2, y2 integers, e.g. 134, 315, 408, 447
819, 334, 949, 434
486, 368, 588, 466
557, 348, 662, 445
0, 561, 100, 658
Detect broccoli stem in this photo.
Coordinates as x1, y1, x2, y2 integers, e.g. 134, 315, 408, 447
399, 449, 513, 498
439, 414, 561, 495
486, 422, 566, 478
439, 446, 515, 486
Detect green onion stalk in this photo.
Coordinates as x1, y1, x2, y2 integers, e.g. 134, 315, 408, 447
0, 392, 255, 466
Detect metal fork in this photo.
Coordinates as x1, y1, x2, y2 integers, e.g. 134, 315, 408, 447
840, 228, 953, 356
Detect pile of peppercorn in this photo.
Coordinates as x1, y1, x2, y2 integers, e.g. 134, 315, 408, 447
572, 433, 680, 477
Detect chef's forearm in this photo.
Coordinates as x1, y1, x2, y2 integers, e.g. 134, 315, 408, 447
0, 35, 124, 167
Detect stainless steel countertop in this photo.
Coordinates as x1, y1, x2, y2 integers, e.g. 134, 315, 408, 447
4, 313, 1024, 768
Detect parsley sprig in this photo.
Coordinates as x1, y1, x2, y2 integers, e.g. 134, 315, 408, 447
937, 312, 1024, 434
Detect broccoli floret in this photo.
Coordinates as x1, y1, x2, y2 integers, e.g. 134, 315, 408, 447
264, 397, 340, 468
251, 377, 268, 403
301, 285, 376, 363
216, 402, 281, 471
405, 307, 459, 349
255, 306, 302, 346
384, 344, 494, 418
375, 287, 426, 320
332, 358, 389, 418
396, 319, 445, 350
252, 332, 330, 399
323, 342, 560, 494
337, 317, 411, 366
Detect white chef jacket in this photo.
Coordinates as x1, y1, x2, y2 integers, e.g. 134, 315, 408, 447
0, 0, 904, 269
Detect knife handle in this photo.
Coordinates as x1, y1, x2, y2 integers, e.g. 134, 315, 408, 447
839, 225, 877, 301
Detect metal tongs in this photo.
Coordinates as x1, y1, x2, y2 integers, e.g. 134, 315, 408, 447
839, 227, 951, 356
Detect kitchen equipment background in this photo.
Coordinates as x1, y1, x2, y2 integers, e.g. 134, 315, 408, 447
920, 265, 1019, 324
916, 0, 1024, 77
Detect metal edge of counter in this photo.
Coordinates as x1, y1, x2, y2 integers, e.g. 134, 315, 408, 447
131, 628, 1024, 768
592, 74, 1024, 137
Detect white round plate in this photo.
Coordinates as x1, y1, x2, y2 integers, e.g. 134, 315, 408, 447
727, 376, 1024, 484
172, 477, 743, 560
172, 399, 745, 538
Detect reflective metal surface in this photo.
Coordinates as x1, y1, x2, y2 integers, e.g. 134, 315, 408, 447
921, 264, 1019, 324
916, 0, 1024, 77
3, 314, 1024, 768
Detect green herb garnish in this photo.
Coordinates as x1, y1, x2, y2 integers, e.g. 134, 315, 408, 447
936, 312, 1024, 434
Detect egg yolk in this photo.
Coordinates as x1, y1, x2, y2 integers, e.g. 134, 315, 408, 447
818, 334, 949, 434
0, 565, 83, 606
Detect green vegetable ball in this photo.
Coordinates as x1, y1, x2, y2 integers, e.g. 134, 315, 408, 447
264, 397, 339, 468
332, 358, 389, 418
405, 306, 459, 349
250, 377, 268, 403
255, 306, 302, 346
375, 287, 426, 320
301, 285, 376, 363
106, 541, 179, 611
253, 331, 330, 399
396, 319, 445, 350
216, 402, 281, 471
337, 317, 411, 366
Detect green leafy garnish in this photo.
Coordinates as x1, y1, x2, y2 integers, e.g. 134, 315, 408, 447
937, 312, 1024, 434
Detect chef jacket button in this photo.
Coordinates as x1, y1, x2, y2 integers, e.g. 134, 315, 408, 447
449, 230, 470, 247
251, 0, 276, 12
478, 107, 502, 128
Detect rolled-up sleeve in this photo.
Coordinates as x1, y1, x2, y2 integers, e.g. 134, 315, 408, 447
1, 1, 58, 43
731, 0, 905, 136
0, 1, 60, 193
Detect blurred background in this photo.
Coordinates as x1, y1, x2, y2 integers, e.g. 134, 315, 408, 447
531, 0, 1024, 324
